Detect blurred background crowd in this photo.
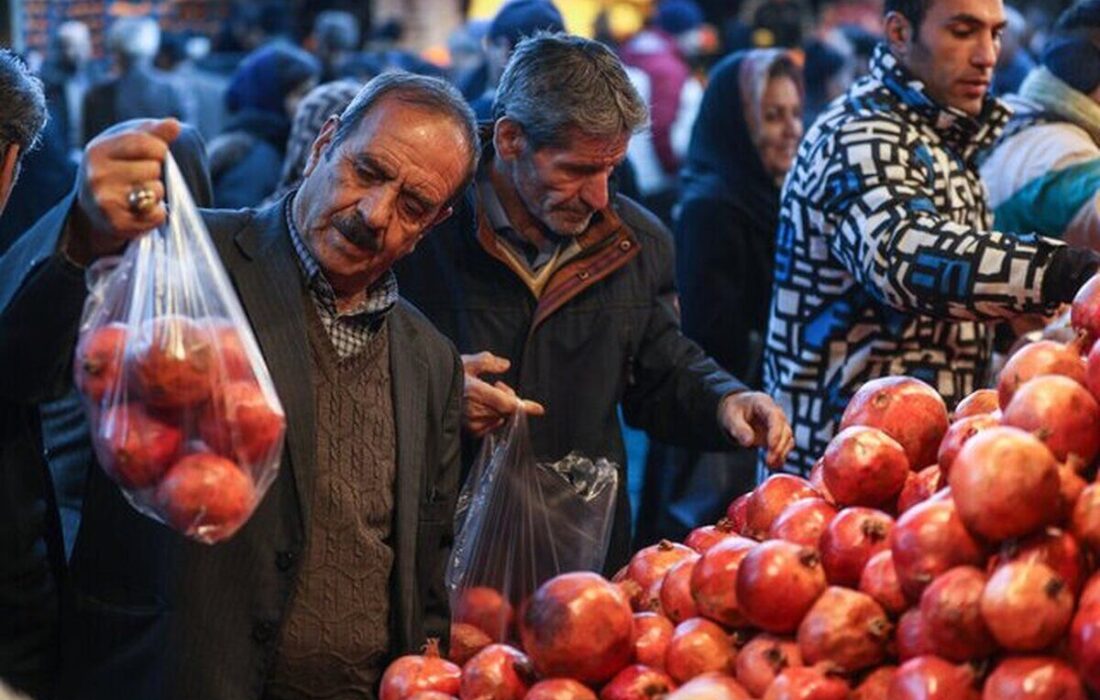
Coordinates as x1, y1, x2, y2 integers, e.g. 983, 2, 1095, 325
0, 0, 1081, 551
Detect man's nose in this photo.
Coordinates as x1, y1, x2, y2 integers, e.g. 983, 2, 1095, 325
359, 186, 396, 232
973, 31, 998, 69
580, 172, 611, 211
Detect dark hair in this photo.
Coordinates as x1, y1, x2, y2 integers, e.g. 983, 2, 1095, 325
885, 0, 932, 32
0, 50, 47, 155
493, 32, 648, 150
332, 71, 480, 200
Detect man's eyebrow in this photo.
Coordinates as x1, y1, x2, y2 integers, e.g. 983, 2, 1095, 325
946, 13, 1005, 28
352, 153, 396, 179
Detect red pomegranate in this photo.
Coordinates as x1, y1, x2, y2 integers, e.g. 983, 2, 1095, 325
689, 536, 756, 628
459, 644, 533, 700
990, 528, 1086, 596
896, 465, 945, 515
626, 541, 696, 607
851, 666, 896, 700
735, 634, 802, 697
632, 612, 674, 671
800, 589, 893, 673
685, 519, 740, 553
997, 339, 1087, 408
839, 375, 949, 471
599, 665, 675, 700
156, 452, 254, 540
1058, 462, 1088, 523
1086, 337, 1100, 402
919, 567, 995, 662
819, 507, 894, 588
74, 322, 129, 404
659, 556, 700, 624
207, 320, 254, 381
1070, 602, 1100, 692
449, 623, 491, 666
1074, 484, 1100, 559
858, 550, 907, 616
736, 541, 828, 634
380, 639, 462, 700
524, 679, 597, 700
768, 498, 838, 548
1071, 272, 1100, 344
980, 561, 1073, 652
889, 656, 979, 700
198, 380, 285, 464
519, 573, 634, 685
95, 403, 183, 488
665, 673, 751, 700
1003, 375, 1100, 463
664, 618, 735, 684
936, 414, 1000, 481
454, 587, 514, 642
797, 587, 890, 672
953, 389, 1000, 420
762, 667, 849, 700
808, 457, 835, 504
405, 692, 457, 700
129, 315, 216, 408
726, 494, 750, 534
896, 608, 933, 661
822, 426, 909, 507
950, 425, 1062, 542
745, 475, 819, 538
982, 656, 1085, 700
891, 499, 987, 602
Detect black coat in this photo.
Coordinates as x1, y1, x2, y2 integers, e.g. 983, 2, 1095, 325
0, 195, 462, 700
396, 184, 745, 573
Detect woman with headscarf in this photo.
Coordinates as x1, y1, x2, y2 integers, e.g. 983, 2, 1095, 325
636, 49, 804, 544
263, 79, 362, 206
208, 42, 320, 209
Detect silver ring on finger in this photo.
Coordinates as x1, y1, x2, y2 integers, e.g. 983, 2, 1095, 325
127, 184, 158, 216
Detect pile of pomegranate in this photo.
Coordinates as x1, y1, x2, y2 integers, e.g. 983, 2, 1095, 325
75, 314, 285, 543
378, 279, 1100, 699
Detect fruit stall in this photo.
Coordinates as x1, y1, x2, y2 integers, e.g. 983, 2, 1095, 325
376, 282, 1100, 698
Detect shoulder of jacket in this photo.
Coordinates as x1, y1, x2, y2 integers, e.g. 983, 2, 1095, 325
393, 298, 459, 362
614, 194, 673, 252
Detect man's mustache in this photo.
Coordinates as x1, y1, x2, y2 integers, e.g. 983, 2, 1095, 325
334, 214, 383, 252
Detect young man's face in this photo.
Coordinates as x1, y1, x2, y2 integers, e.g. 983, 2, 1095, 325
893, 0, 1006, 116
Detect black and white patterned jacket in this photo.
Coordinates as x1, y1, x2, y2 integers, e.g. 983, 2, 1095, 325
763, 45, 1065, 475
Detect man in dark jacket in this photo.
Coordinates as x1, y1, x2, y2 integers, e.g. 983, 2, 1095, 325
2, 72, 477, 700
0, 50, 58, 699
81, 17, 187, 145
397, 33, 793, 572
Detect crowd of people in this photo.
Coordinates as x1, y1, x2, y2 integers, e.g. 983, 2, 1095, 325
1, 0, 1099, 697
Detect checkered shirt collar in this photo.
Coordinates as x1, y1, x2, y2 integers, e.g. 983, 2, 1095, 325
285, 191, 399, 319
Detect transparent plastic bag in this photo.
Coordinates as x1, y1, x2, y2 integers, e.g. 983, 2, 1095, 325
446, 411, 618, 641
73, 153, 285, 544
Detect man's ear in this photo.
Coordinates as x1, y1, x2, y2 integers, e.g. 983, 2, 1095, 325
493, 117, 526, 162
0, 143, 21, 215
303, 115, 341, 178
884, 11, 914, 58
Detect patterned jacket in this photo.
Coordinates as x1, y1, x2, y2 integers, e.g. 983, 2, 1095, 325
763, 45, 1065, 474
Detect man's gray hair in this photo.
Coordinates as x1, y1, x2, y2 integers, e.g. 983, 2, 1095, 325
332, 71, 481, 201
107, 17, 161, 60
493, 32, 649, 150
0, 50, 47, 155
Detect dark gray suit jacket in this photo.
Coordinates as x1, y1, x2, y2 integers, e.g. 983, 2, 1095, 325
0, 194, 463, 700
